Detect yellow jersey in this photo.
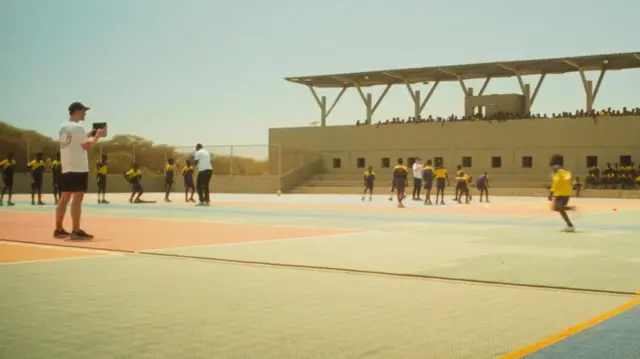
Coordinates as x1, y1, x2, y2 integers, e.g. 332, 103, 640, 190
0, 159, 16, 176
434, 167, 448, 179
97, 161, 108, 175
551, 169, 572, 197
125, 169, 142, 181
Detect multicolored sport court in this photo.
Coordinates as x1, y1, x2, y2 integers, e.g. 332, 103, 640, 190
1, 193, 639, 359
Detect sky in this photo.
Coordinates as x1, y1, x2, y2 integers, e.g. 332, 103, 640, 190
1, 0, 638, 158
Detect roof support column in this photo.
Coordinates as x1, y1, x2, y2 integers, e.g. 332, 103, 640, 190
354, 83, 392, 124
405, 81, 440, 119
477, 77, 491, 96
515, 73, 546, 113
578, 68, 606, 112
307, 85, 347, 126
562, 60, 607, 113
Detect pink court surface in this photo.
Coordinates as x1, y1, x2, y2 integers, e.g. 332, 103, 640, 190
1, 192, 639, 359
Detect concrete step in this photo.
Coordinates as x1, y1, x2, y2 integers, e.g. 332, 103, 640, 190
290, 186, 640, 199
303, 180, 549, 189
311, 173, 554, 182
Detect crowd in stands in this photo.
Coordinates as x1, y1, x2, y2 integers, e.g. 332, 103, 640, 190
355, 107, 640, 126
585, 163, 640, 190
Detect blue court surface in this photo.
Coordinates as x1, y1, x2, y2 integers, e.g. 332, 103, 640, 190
1, 193, 639, 358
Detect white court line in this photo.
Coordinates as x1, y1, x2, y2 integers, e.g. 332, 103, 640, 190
146, 230, 380, 252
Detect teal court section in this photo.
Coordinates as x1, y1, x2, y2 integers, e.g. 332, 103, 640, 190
524, 304, 640, 359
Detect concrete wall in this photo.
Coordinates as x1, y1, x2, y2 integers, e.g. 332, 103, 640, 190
269, 116, 640, 180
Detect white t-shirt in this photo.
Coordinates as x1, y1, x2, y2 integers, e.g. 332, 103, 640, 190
59, 122, 89, 173
412, 163, 424, 178
194, 149, 212, 171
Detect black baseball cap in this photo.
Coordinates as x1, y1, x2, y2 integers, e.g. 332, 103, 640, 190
68, 102, 90, 114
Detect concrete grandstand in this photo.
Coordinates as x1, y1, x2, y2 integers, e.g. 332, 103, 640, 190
273, 52, 640, 198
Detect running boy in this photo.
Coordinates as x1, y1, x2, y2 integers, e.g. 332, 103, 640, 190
0, 152, 16, 206
27, 153, 46, 205
548, 154, 577, 232
125, 164, 146, 203
362, 166, 375, 201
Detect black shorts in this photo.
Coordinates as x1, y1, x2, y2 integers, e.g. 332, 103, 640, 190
184, 181, 195, 189
2, 176, 13, 188
97, 174, 107, 188
436, 178, 446, 189
477, 185, 487, 191
31, 176, 43, 189
131, 182, 143, 192
423, 181, 433, 190
365, 183, 374, 190
165, 178, 173, 187
394, 179, 406, 192
59, 172, 89, 193
457, 182, 468, 192
554, 196, 570, 209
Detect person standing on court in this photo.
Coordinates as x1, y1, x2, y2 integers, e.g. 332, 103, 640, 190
412, 158, 424, 201
193, 143, 212, 206
54, 102, 107, 239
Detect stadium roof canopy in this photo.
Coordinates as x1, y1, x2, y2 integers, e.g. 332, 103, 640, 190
285, 52, 640, 126
285, 52, 640, 88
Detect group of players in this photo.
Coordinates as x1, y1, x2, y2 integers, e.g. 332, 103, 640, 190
585, 163, 640, 189
362, 158, 490, 207
0, 151, 201, 206
362, 155, 578, 231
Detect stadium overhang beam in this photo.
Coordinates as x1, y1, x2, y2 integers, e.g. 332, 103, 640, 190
496, 64, 546, 113
306, 85, 348, 127
383, 72, 440, 120
561, 59, 607, 112
332, 76, 391, 125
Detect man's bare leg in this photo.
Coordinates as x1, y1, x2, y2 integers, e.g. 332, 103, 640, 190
70, 192, 84, 231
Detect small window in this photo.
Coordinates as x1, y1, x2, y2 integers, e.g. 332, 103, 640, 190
332, 158, 341, 169
491, 156, 502, 168
586, 156, 598, 168
407, 157, 417, 168
381, 157, 390, 168
356, 158, 365, 168
620, 155, 632, 166
522, 156, 533, 168
433, 157, 443, 167
462, 156, 472, 168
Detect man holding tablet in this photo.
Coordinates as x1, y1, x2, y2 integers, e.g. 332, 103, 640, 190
193, 143, 212, 206
54, 102, 107, 239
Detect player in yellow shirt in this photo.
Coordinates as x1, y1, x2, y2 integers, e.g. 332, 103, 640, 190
0, 152, 17, 206
362, 166, 375, 201
433, 162, 449, 205
51, 152, 62, 204
182, 160, 196, 202
125, 164, 149, 203
27, 153, 46, 206
548, 154, 577, 232
392, 158, 409, 208
164, 158, 177, 202
96, 154, 109, 204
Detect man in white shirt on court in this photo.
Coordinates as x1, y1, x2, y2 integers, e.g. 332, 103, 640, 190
193, 143, 213, 206
412, 157, 424, 201
54, 102, 107, 239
